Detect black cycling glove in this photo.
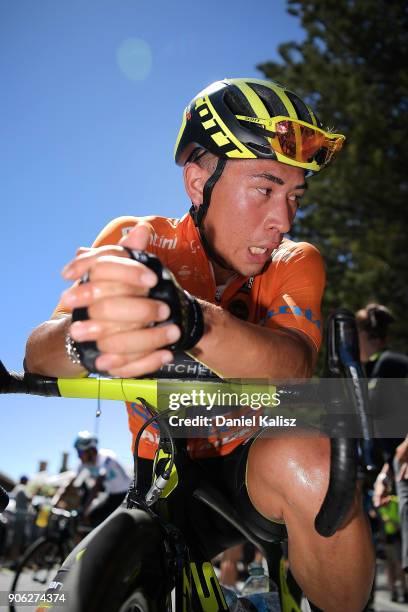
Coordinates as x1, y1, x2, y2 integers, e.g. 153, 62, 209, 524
71, 248, 204, 373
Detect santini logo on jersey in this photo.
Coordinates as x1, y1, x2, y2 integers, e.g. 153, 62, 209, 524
265, 305, 321, 329
150, 233, 178, 250
120, 227, 177, 250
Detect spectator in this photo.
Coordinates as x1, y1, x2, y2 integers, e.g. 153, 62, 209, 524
356, 303, 408, 590
9, 475, 31, 561
376, 493, 407, 602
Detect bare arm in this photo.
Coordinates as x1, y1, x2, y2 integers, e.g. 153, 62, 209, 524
190, 300, 315, 379
42, 225, 317, 379
25, 315, 87, 377
373, 462, 392, 507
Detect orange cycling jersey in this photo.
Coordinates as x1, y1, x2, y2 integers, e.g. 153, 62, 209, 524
54, 213, 325, 459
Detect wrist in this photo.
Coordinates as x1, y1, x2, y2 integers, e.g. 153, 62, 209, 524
65, 332, 89, 375
65, 333, 82, 365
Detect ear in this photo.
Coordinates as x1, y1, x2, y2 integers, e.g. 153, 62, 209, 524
183, 162, 210, 208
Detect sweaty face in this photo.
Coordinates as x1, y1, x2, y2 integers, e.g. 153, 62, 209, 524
202, 159, 306, 281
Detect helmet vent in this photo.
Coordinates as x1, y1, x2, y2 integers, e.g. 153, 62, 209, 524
285, 91, 316, 124
248, 83, 289, 118
223, 87, 256, 117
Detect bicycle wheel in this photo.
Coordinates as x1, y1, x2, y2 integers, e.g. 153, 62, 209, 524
64, 508, 169, 612
9, 537, 67, 612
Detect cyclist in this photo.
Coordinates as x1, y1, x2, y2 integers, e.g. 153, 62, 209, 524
71, 431, 131, 527
25, 78, 374, 611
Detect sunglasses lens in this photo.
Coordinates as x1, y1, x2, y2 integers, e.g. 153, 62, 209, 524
269, 120, 344, 167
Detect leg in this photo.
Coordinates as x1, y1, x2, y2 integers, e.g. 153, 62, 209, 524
219, 544, 243, 586
246, 432, 375, 612
394, 456, 408, 572
383, 553, 397, 598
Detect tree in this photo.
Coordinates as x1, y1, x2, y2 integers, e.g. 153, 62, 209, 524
258, 0, 408, 350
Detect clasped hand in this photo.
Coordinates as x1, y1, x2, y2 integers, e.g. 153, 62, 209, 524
61, 225, 180, 377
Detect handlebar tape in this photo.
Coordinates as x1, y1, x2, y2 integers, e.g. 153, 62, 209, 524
315, 309, 372, 537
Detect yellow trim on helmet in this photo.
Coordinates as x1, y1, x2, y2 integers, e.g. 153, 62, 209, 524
227, 78, 298, 120
174, 108, 187, 160
259, 82, 305, 157
234, 81, 270, 118
233, 81, 284, 157
196, 95, 257, 159
305, 103, 318, 126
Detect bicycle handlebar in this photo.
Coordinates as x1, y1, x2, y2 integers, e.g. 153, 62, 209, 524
0, 310, 370, 537
314, 309, 371, 536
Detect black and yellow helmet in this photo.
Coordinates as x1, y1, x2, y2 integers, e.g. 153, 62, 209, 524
174, 78, 345, 173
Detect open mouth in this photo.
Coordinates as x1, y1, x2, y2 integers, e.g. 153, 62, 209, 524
246, 245, 273, 265
249, 246, 268, 255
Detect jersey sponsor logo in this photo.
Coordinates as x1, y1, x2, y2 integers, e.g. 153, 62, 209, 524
121, 227, 177, 249
150, 232, 178, 250
190, 239, 199, 253
163, 361, 212, 376
265, 305, 321, 329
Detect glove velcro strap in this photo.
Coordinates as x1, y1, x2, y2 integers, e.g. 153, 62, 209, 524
123, 248, 204, 350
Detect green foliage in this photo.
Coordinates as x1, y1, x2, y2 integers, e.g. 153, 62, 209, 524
258, 0, 408, 351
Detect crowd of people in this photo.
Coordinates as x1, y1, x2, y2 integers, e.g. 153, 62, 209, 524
0, 434, 130, 569
357, 304, 408, 607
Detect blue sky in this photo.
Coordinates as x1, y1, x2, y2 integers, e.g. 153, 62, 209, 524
0, 0, 304, 482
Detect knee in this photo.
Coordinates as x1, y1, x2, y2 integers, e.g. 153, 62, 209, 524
247, 435, 331, 521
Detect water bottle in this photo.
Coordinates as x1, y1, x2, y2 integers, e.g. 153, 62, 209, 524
221, 585, 240, 608
239, 562, 280, 611
221, 586, 258, 612
220, 586, 253, 611
241, 562, 272, 595
241, 592, 281, 611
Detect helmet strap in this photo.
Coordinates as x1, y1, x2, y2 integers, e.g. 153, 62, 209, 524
189, 157, 232, 270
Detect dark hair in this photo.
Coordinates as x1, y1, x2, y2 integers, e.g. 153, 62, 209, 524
355, 303, 395, 341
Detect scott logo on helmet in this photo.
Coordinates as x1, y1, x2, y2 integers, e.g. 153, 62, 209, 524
195, 97, 250, 159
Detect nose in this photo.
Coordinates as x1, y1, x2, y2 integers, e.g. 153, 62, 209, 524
264, 196, 292, 235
